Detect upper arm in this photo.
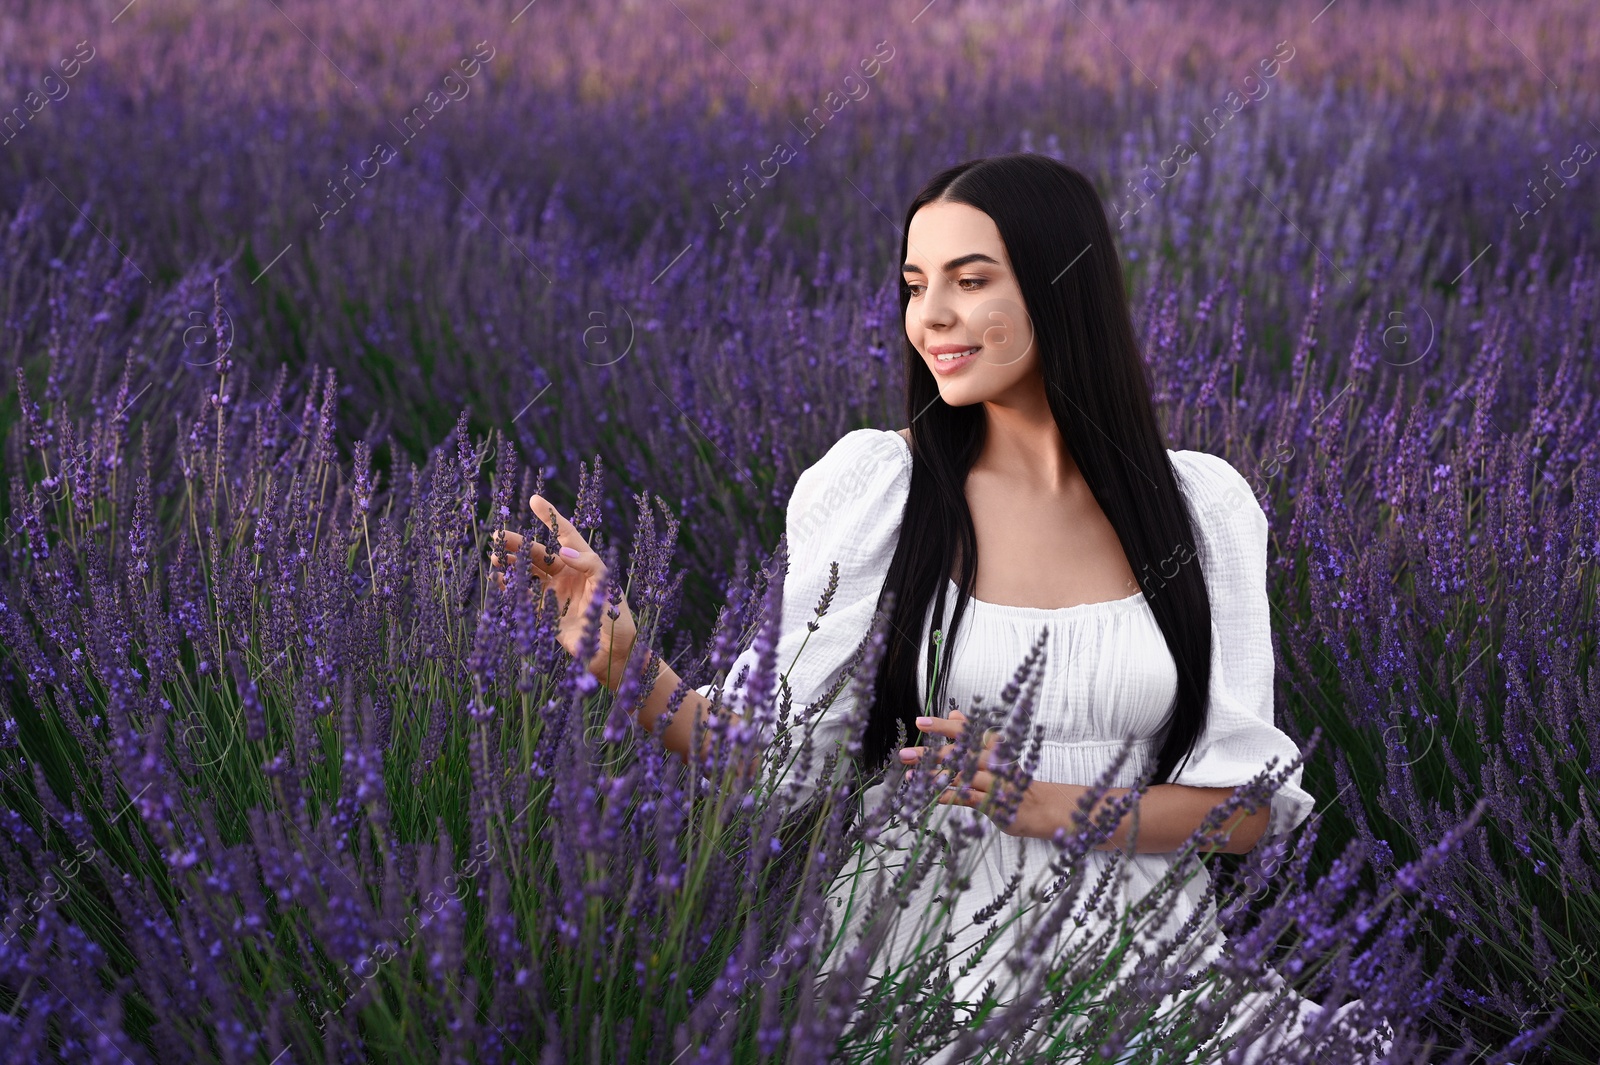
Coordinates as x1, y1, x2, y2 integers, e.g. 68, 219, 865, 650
1165, 449, 1316, 840
692, 430, 912, 802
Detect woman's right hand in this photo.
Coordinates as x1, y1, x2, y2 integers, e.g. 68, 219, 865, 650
489, 494, 640, 686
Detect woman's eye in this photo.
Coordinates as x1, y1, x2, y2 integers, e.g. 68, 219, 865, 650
906, 279, 984, 296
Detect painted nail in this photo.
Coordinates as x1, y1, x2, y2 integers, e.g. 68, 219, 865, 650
915, 716, 932, 727
560, 546, 581, 558
898, 748, 917, 759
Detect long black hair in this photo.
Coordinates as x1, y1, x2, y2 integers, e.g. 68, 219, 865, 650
862, 152, 1214, 788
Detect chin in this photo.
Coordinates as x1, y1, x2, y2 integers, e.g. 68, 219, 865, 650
933, 383, 988, 407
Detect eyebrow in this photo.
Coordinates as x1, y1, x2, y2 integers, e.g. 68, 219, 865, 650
901, 252, 1001, 275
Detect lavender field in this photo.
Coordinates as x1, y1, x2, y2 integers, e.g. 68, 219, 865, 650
1, 0, 1597, 1061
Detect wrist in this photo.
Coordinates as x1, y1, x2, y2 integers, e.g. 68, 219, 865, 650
1054, 782, 1089, 841
589, 634, 637, 691
1054, 783, 1115, 848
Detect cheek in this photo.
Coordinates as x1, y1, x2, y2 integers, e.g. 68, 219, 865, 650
1005, 317, 1039, 369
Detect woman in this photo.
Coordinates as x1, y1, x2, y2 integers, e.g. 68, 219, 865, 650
492, 153, 1391, 1061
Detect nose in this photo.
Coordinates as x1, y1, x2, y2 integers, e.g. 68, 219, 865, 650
918, 278, 957, 332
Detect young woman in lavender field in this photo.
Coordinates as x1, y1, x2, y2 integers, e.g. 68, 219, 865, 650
491, 153, 1392, 1061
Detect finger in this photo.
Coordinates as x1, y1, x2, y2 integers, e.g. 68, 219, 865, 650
918, 713, 1007, 754
490, 530, 552, 577
488, 530, 517, 568
528, 494, 604, 569
489, 569, 534, 591
490, 537, 564, 580
520, 502, 569, 563
947, 749, 1005, 772
915, 720, 1000, 761
978, 748, 1015, 772
936, 782, 988, 807
907, 739, 987, 768
897, 744, 961, 765
934, 768, 996, 792
914, 716, 964, 740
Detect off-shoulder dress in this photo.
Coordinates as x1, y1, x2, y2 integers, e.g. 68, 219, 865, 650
695, 428, 1387, 1060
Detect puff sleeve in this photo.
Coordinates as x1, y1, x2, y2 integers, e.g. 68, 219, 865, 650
1165, 449, 1316, 839
694, 428, 913, 806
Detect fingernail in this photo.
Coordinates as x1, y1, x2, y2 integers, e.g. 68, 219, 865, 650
560, 546, 581, 558
915, 717, 932, 728
898, 747, 916, 759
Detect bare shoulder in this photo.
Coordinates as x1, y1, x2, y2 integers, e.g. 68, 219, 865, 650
895, 427, 911, 443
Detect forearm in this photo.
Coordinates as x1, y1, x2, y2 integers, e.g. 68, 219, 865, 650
1064, 782, 1270, 855
591, 635, 735, 771
629, 656, 706, 764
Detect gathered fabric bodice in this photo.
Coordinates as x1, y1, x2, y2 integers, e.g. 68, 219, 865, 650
923, 575, 1177, 789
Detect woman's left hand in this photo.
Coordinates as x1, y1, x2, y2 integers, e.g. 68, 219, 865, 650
897, 710, 1080, 840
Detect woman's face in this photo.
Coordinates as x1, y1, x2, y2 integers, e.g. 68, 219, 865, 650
902, 199, 1038, 409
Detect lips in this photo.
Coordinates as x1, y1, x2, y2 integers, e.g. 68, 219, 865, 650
929, 345, 980, 374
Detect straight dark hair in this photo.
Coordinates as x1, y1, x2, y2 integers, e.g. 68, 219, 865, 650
862, 152, 1214, 788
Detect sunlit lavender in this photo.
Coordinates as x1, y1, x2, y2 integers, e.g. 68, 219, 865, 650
0, 0, 1595, 1061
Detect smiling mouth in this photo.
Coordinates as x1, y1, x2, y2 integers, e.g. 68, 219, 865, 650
936, 346, 980, 362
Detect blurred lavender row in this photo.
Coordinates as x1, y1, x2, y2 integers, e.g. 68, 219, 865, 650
1, 0, 1596, 1061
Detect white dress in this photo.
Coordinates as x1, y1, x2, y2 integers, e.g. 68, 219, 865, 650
696, 428, 1387, 1060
